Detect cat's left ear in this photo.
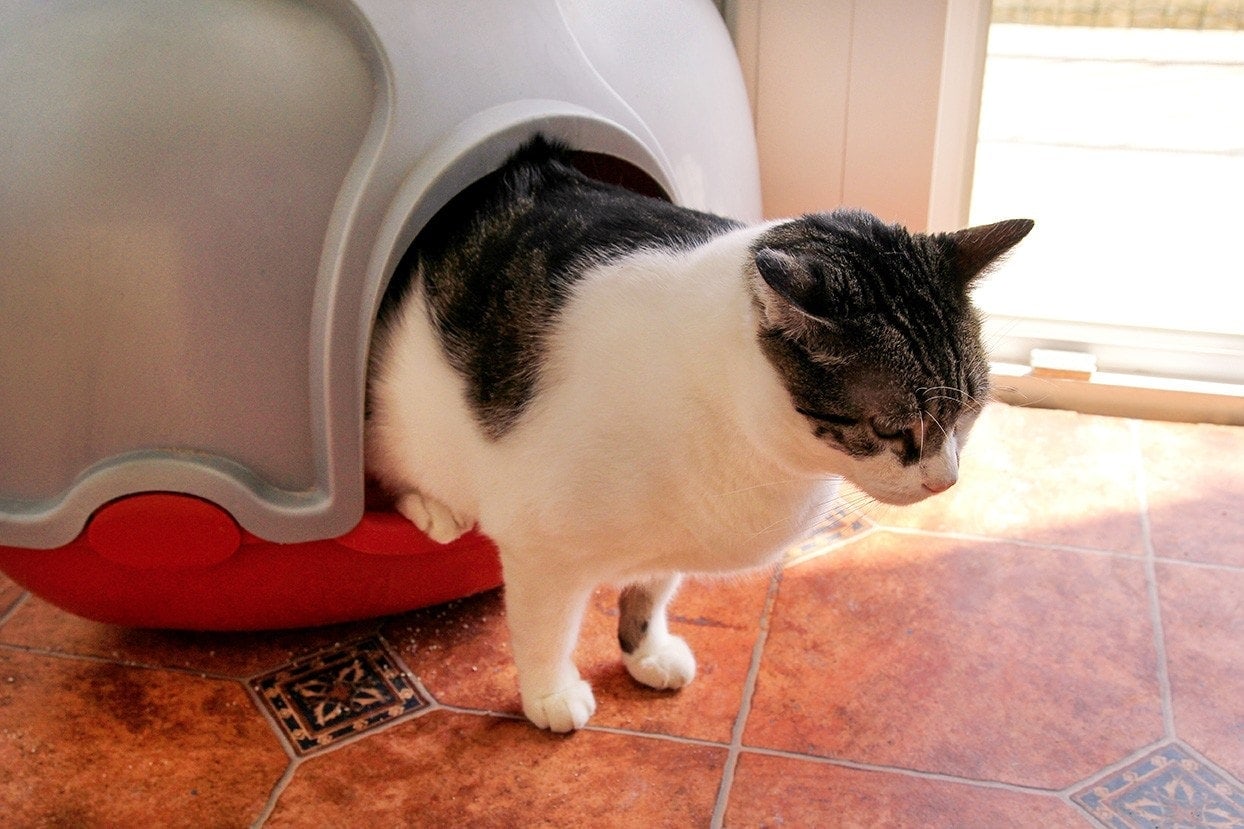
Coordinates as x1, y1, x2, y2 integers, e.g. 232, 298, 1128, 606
753, 247, 835, 327
936, 218, 1034, 289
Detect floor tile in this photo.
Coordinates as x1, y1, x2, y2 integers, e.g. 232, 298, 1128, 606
385, 574, 771, 743
0, 648, 287, 827
875, 404, 1145, 555
383, 587, 513, 696
0, 594, 382, 677
267, 710, 725, 826
1141, 420, 1244, 568
252, 636, 429, 756
746, 532, 1163, 789
726, 752, 1087, 828
1072, 743, 1244, 829
1158, 562, 1244, 781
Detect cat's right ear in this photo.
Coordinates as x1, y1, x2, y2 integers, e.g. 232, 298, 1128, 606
937, 218, 1034, 289
754, 248, 833, 328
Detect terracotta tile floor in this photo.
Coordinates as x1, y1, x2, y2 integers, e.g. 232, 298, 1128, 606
2, 403, 1242, 827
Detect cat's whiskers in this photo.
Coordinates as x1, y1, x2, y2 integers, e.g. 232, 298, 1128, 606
739, 479, 872, 543
811, 486, 876, 520
924, 396, 982, 415
982, 318, 1061, 410
798, 493, 881, 539
919, 385, 986, 413
710, 477, 804, 499
983, 317, 1021, 356
925, 410, 949, 441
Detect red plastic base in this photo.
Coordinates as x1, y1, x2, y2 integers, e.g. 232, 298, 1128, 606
0, 492, 503, 631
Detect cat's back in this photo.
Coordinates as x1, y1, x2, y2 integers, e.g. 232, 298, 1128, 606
366, 138, 744, 520
407, 137, 741, 440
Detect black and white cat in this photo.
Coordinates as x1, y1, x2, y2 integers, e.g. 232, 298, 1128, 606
367, 137, 1032, 732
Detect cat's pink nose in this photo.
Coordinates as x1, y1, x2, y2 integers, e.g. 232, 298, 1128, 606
922, 477, 956, 494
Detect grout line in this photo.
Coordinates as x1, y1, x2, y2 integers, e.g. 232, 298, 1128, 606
436, 702, 527, 723
1057, 736, 1173, 796
742, 744, 1066, 796
0, 640, 243, 683
241, 676, 302, 764
432, 702, 737, 752
1175, 738, 1244, 789
710, 564, 782, 829
875, 523, 1144, 561
379, 630, 440, 711
1151, 554, 1244, 574
580, 722, 728, 751
1130, 420, 1177, 739
422, 700, 734, 752
868, 497, 1243, 575
251, 759, 300, 828
1072, 800, 1115, 829
0, 590, 30, 628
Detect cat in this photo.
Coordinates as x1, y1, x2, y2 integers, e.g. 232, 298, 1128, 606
366, 136, 1032, 732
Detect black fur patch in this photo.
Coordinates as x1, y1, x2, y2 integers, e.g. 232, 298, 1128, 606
617, 584, 654, 655
403, 136, 740, 439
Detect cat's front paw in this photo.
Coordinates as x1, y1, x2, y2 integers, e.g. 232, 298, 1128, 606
522, 679, 596, 733
396, 491, 472, 544
624, 635, 696, 690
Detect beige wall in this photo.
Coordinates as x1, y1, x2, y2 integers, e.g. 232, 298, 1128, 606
723, 0, 992, 231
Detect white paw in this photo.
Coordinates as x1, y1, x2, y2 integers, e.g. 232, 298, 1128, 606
397, 492, 471, 544
624, 635, 696, 690
522, 680, 597, 733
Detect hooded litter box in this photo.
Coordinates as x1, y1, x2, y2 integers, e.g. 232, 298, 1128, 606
0, 0, 762, 629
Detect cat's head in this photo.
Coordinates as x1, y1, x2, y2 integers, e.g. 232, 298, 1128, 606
748, 209, 1032, 505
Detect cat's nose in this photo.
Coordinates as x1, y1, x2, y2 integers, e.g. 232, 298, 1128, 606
922, 476, 956, 494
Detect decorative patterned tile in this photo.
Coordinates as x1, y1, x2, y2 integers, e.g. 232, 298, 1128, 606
1072, 744, 1244, 829
252, 637, 428, 755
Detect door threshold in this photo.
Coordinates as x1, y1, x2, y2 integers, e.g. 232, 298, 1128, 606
990, 362, 1244, 426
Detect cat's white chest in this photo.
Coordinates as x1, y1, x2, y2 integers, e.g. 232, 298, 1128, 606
473, 241, 840, 577
660, 468, 839, 574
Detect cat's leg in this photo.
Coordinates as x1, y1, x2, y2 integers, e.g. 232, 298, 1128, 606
502, 560, 596, 732
618, 574, 696, 690
396, 490, 472, 544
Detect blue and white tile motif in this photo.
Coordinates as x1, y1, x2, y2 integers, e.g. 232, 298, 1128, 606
1073, 744, 1244, 829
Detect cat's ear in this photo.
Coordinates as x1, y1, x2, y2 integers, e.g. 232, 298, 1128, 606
936, 218, 1034, 289
754, 247, 834, 327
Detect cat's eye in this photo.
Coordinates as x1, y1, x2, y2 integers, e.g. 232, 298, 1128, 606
870, 418, 909, 441
795, 406, 857, 428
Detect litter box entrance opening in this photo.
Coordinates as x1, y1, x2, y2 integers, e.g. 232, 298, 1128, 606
566, 150, 669, 202
375, 149, 671, 319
